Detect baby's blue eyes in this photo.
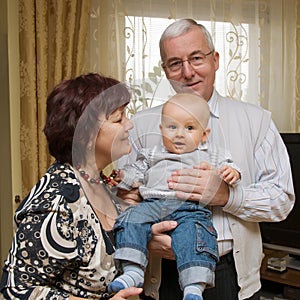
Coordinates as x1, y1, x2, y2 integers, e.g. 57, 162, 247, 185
168, 125, 194, 130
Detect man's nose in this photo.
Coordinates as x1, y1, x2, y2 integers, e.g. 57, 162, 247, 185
181, 60, 195, 79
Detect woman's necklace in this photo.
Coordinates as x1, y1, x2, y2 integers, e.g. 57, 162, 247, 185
75, 165, 123, 214
75, 165, 119, 186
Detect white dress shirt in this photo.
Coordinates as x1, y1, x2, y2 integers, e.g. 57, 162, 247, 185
118, 89, 295, 299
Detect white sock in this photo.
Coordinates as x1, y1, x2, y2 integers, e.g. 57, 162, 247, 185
183, 283, 206, 300
108, 263, 144, 293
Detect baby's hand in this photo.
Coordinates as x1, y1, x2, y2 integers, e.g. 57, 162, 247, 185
106, 169, 122, 186
219, 166, 240, 185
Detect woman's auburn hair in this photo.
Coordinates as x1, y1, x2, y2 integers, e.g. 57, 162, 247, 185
44, 73, 130, 164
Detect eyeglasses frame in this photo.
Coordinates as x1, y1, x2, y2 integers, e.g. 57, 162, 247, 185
162, 50, 215, 72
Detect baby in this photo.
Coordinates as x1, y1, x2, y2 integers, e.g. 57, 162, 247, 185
109, 94, 240, 300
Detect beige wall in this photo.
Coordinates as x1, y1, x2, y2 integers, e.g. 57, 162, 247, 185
0, 0, 22, 274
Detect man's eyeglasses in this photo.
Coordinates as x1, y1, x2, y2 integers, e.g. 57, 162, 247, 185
162, 50, 214, 73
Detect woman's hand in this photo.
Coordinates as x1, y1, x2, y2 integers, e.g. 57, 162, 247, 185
69, 287, 142, 300
148, 221, 177, 260
168, 161, 230, 206
110, 287, 143, 299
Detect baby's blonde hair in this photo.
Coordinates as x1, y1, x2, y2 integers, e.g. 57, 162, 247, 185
162, 93, 210, 129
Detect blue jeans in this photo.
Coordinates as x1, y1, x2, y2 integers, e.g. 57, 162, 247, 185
113, 199, 219, 288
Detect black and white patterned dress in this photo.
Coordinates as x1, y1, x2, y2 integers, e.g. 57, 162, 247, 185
0, 163, 118, 299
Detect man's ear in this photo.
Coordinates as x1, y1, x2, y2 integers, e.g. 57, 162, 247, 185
201, 128, 210, 143
213, 51, 220, 72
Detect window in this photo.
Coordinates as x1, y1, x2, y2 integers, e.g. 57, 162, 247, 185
125, 16, 258, 113
88, 0, 297, 131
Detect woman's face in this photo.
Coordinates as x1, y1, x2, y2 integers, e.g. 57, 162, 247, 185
95, 105, 133, 170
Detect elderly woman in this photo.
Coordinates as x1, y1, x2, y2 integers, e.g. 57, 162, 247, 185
0, 73, 143, 299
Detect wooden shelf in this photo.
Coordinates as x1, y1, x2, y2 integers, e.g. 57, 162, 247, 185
261, 249, 300, 288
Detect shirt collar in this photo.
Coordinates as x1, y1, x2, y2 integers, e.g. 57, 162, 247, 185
208, 89, 220, 119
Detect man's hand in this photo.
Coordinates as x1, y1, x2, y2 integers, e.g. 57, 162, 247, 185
167, 161, 229, 206
148, 221, 177, 260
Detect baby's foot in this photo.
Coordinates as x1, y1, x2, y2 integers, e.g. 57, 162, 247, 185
184, 294, 203, 300
107, 266, 144, 293
183, 283, 205, 300
107, 280, 126, 293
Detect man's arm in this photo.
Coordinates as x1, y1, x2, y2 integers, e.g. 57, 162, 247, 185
167, 163, 230, 207
167, 123, 295, 222
224, 124, 294, 222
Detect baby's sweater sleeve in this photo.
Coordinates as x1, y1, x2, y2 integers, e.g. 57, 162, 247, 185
117, 148, 151, 190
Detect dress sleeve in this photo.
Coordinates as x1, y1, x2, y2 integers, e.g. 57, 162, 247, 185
1, 165, 114, 299
0, 199, 75, 299
1, 174, 80, 299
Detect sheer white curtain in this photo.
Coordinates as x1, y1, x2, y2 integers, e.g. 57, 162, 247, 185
86, 0, 297, 132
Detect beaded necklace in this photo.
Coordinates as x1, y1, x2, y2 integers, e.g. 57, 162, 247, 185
75, 164, 123, 213
76, 165, 119, 186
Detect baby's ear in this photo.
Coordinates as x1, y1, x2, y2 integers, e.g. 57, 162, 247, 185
201, 128, 210, 143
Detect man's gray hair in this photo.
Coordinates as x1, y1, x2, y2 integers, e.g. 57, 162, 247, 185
159, 18, 215, 61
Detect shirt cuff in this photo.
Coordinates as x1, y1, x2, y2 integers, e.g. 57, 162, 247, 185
223, 184, 244, 215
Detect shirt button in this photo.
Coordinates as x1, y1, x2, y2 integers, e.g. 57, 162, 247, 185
151, 277, 157, 284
